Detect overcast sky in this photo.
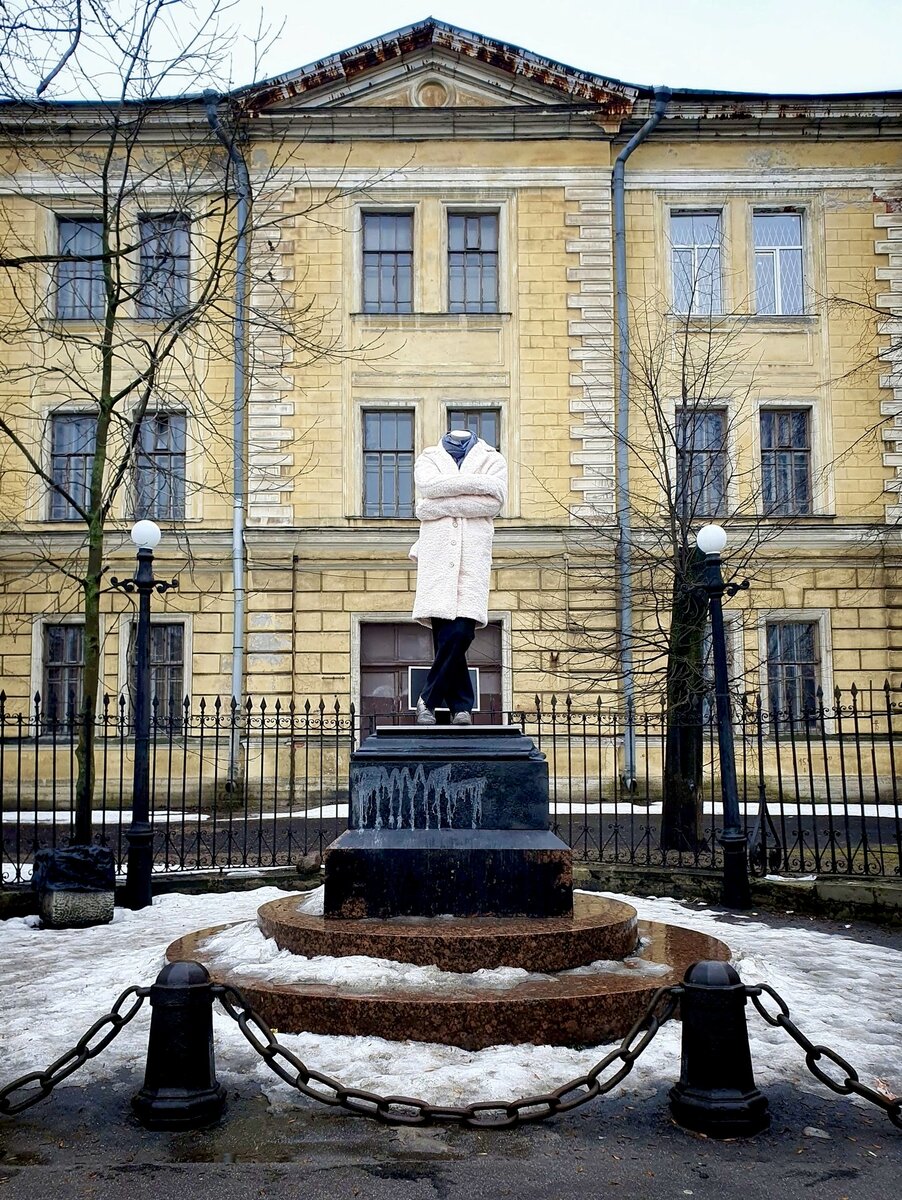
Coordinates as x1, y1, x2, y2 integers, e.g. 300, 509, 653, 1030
225, 0, 901, 94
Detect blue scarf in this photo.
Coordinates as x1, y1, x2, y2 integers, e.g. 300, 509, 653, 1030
442, 431, 477, 468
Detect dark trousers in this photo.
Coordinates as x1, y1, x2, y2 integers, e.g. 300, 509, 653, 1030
420, 617, 476, 715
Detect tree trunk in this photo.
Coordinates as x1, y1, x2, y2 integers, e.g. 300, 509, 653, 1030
73, 525, 104, 845
661, 547, 708, 853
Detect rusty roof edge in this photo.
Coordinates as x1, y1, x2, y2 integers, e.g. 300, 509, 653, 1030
233, 16, 643, 108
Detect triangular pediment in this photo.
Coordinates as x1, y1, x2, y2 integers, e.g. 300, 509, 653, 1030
244, 19, 638, 116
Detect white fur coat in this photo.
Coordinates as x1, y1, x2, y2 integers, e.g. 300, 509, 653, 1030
409, 439, 507, 627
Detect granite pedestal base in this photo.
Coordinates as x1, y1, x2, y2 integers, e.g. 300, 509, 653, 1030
259, 891, 638, 972
326, 724, 571, 919
324, 829, 572, 919
166, 909, 730, 1049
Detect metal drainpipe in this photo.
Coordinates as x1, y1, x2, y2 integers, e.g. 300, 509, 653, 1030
204, 91, 249, 783
613, 85, 671, 785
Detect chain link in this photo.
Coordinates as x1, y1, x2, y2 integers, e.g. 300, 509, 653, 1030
747, 983, 902, 1131
213, 981, 681, 1128
0, 986, 150, 1117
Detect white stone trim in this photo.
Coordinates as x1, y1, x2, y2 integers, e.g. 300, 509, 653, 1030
565, 182, 616, 521
875, 208, 902, 521
755, 607, 834, 707
246, 195, 297, 526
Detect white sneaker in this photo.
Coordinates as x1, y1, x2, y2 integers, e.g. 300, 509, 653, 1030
416, 697, 436, 725
451, 710, 473, 726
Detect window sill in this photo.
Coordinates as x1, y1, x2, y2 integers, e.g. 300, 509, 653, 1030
351, 312, 510, 327
665, 312, 816, 327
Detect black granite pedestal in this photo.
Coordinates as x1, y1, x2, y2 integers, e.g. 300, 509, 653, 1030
323, 725, 573, 918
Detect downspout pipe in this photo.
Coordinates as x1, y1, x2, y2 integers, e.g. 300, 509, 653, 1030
613, 85, 671, 784
204, 91, 249, 736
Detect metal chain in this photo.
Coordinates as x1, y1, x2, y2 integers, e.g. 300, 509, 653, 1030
747, 983, 902, 1131
213, 981, 682, 1128
0, 986, 150, 1117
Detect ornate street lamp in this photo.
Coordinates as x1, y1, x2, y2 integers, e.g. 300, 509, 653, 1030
112, 521, 178, 910
695, 524, 751, 909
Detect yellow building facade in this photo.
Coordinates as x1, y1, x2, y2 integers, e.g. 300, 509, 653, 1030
1, 19, 901, 734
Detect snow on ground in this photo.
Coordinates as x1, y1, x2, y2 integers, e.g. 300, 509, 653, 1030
0, 886, 898, 1114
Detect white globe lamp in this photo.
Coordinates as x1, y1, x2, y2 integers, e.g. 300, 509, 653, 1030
696, 523, 727, 557
130, 520, 162, 551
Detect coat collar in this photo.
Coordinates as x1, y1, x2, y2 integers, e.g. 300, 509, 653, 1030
432, 438, 493, 473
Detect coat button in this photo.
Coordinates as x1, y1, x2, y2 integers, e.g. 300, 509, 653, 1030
452, 518, 459, 527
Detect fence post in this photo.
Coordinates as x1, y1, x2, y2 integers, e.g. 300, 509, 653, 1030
132, 961, 226, 1130
669, 960, 769, 1138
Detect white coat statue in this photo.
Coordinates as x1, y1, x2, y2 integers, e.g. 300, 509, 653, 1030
409, 431, 507, 725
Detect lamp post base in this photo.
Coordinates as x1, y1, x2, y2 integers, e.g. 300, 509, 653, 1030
125, 822, 154, 911
720, 831, 751, 909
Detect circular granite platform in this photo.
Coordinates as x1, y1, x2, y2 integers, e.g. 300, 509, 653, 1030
257, 892, 639, 973
166, 917, 730, 1049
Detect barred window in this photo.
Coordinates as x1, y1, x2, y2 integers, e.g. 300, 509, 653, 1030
448, 212, 498, 313
767, 620, 819, 719
50, 413, 97, 520
760, 408, 811, 516
447, 408, 501, 450
754, 212, 804, 315
363, 410, 414, 517
42, 624, 84, 726
362, 213, 413, 314
671, 211, 722, 315
135, 412, 186, 520
138, 213, 190, 319
56, 218, 104, 320
676, 408, 727, 517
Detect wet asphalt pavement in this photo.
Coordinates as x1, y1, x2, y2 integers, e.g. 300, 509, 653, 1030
1, 1070, 900, 1200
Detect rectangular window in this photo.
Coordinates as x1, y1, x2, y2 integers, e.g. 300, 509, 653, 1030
135, 412, 187, 520
362, 212, 413, 314
56, 217, 104, 320
363, 410, 414, 517
701, 618, 738, 724
447, 407, 501, 450
448, 212, 499, 313
760, 408, 812, 516
675, 408, 726, 517
137, 213, 190, 319
50, 413, 97, 520
766, 620, 820, 718
754, 211, 803, 315
128, 621, 185, 727
671, 211, 722, 315
42, 624, 84, 725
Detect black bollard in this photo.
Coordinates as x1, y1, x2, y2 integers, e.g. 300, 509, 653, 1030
669, 960, 769, 1138
133, 961, 227, 1130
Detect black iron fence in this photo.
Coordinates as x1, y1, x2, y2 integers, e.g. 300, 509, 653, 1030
2, 684, 900, 884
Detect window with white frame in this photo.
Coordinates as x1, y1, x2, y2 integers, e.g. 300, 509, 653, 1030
134, 412, 187, 520
447, 212, 499, 313
362, 212, 413, 314
671, 211, 723, 315
447, 407, 501, 450
42, 623, 84, 725
760, 408, 812, 516
766, 619, 820, 718
675, 407, 727, 517
49, 413, 97, 520
362, 409, 415, 517
56, 217, 104, 320
754, 212, 804, 315
137, 213, 190, 319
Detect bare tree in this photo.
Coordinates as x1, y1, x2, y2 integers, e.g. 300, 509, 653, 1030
523, 275, 820, 851
0, 0, 364, 844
